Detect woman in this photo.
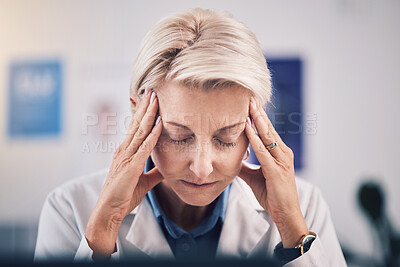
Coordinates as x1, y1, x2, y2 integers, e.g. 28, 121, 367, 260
35, 8, 347, 266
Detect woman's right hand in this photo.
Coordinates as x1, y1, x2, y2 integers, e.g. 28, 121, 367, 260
85, 89, 163, 260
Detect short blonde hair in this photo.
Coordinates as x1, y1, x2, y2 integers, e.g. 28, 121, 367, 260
130, 8, 272, 111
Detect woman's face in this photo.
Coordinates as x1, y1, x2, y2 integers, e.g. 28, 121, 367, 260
151, 81, 250, 206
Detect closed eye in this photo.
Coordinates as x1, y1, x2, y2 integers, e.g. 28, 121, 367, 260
169, 136, 194, 145
214, 138, 236, 148
170, 138, 190, 145
169, 136, 236, 149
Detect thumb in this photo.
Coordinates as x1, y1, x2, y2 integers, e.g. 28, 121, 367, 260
138, 167, 164, 193
239, 162, 259, 185
239, 162, 264, 193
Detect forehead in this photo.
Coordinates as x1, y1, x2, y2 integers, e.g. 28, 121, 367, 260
156, 81, 250, 131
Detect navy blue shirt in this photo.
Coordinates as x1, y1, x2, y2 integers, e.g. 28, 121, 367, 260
144, 157, 231, 260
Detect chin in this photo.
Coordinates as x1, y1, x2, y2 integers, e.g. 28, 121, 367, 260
177, 194, 217, 207
172, 186, 221, 207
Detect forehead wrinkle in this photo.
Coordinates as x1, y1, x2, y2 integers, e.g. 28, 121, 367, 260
165, 121, 191, 131
214, 122, 245, 134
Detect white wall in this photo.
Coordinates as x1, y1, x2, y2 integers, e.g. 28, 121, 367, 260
1, 0, 399, 259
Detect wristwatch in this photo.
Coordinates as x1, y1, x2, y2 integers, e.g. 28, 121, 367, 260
295, 231, 317, 255
274, 231, 317, 264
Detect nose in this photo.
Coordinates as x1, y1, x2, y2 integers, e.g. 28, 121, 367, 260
189, 142, 214, 180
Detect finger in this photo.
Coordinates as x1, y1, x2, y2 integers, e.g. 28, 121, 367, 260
253, 97, 291, 154
244, 117, 275, 169
249, 97, 287, 160
131, 115, 162, 169
127, 93, 159, 155
120, 89, 153, 149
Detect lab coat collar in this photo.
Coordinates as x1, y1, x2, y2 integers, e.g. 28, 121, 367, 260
125, 196, 174, 259
124, 175, 270, 259
215, 176, 270, 258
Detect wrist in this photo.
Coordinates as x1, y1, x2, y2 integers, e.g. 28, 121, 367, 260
86, 225, 119, 260
276, 212, 308, 248
86, 212, 121, 259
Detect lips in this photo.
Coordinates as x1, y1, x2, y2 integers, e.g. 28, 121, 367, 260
185, 181, 215, 185
180, 180, 217, 188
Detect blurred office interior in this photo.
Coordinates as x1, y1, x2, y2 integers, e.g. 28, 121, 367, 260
0, 1, 399, 266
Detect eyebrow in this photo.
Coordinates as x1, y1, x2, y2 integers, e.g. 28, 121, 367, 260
166, 121, 244, 134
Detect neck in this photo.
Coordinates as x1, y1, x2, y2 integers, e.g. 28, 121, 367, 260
154, 181, 217, 232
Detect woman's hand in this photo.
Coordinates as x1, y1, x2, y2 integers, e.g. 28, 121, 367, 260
239, 96, 308, 248
85, 89, 163, 259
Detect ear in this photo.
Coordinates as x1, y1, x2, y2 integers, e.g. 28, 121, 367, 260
129, 94, 140, 109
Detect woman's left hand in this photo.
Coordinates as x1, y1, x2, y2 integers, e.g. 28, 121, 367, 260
239, 96, 309, 248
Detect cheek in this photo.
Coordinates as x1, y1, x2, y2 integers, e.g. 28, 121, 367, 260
215, 142, 248, 176
151, 136, 188, 178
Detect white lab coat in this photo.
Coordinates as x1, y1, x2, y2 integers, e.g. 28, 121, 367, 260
34, 163, 347, 266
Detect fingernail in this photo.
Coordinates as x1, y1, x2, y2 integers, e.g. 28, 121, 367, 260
150, 92, 156, 103
251, 96, 257, 107
155, 115, 161, 125
246, 117, 251, 127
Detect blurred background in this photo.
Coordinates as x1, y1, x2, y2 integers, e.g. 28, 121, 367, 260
0, 0, 399, 266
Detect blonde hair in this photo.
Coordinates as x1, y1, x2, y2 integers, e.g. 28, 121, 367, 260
129, 8, 272, 111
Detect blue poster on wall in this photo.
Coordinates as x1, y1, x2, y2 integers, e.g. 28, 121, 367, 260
8, 60, 62, 138
248, 58, 303, 170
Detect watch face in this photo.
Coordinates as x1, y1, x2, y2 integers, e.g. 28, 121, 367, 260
303, 235, 316, 252
304, 235, 315, 244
